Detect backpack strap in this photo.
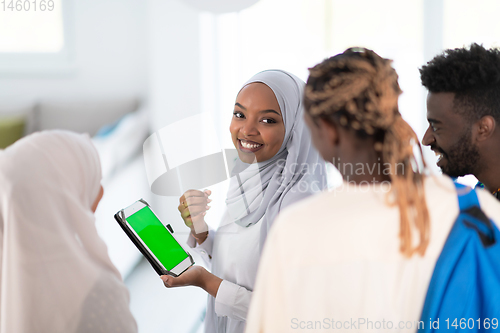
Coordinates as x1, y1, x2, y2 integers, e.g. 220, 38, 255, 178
454, 182, 479, 210
454, 182, 496, 247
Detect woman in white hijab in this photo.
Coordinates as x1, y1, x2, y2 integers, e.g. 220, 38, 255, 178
0, 130, 137, 333
161, 70, 327, 333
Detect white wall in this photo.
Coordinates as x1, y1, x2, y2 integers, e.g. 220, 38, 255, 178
0, 0, 148, 102
147, 0, 201, 131
145, 0, 204, 226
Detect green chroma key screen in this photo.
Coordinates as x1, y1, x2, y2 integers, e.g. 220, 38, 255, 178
126, 206, 188, 270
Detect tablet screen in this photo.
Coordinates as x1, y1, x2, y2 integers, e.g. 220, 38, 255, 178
126, 206, 188, 270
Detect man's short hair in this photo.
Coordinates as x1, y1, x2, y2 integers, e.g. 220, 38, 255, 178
420, 43, 500, 122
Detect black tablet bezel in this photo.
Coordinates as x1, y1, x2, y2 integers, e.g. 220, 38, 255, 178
113, 200, 194, 277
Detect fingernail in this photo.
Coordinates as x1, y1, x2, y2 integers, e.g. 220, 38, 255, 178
206, 205, 210, 209
207, 199, 212, 203
202, 212, 206, 216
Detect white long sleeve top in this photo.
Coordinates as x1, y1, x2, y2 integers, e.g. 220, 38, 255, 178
246, 176, 500, 333
187, 210, 264, 333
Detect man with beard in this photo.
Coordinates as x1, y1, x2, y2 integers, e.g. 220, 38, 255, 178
420, 43, 500, 200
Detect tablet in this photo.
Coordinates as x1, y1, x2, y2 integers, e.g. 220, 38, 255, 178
114, 199, 194, 277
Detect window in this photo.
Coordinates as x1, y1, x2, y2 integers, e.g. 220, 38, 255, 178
0, 0, 74, 74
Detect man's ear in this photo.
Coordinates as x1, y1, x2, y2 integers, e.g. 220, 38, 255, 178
317, 117, 339, 146
475, 115, 496, 142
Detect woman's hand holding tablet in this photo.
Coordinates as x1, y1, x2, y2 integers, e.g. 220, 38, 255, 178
160, 266, 222, 298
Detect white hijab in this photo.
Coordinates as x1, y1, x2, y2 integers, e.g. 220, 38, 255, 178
226, 70, 327, 245
0, 131, 137, 333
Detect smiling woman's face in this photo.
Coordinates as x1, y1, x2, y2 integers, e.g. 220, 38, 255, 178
229, 83, 285, 163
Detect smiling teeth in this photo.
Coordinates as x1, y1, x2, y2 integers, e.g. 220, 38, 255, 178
434, 151, 443, 162
241, 140, 262, 149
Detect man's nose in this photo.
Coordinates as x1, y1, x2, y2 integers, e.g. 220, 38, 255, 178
422, 126, 435, 146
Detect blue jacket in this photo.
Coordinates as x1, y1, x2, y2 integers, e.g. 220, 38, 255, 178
418, 183, 500, 332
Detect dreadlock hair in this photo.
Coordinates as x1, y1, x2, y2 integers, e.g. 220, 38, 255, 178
420, 43, 500, 123
304, 47, 430, 257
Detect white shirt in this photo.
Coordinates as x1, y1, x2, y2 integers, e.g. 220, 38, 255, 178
246, 176, 500, 333
188, 210, 263, 333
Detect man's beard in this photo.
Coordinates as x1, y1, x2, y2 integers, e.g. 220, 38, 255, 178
435, 129, 479, 178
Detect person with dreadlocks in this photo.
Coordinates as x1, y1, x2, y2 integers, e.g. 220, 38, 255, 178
420, 43, 500, 200
245, 48, 500, 333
